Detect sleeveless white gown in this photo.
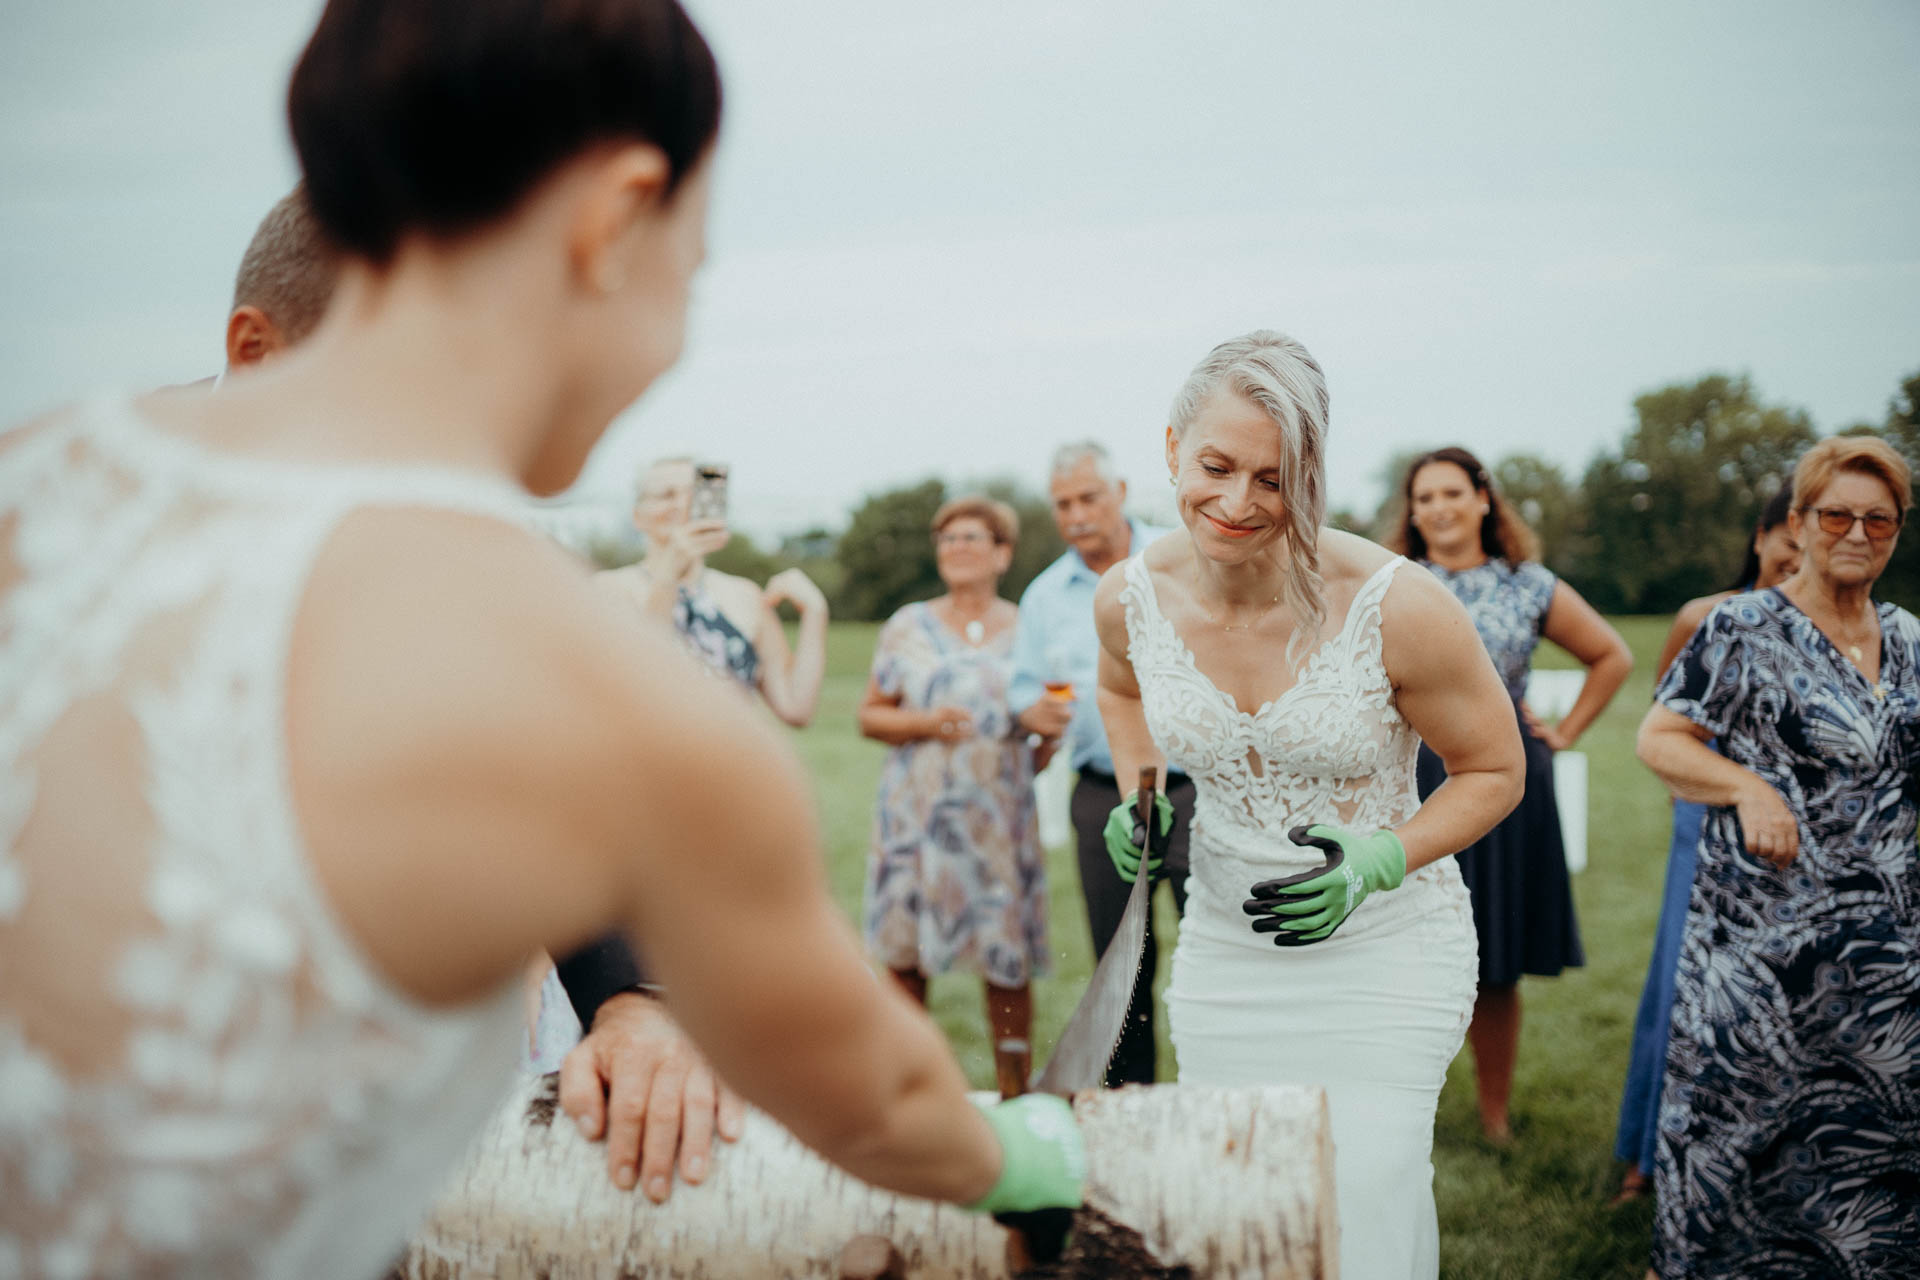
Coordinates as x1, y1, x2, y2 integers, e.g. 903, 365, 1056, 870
1119, 554, 1478, 1280
0, 398, 531, 1278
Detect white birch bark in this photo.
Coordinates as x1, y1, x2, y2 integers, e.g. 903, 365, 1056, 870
396, 1075, 1337, 1279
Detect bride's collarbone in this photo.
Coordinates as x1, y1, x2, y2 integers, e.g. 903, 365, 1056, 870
1165, 605, 1338, 711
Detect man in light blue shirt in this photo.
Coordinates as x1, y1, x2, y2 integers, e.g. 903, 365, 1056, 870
1010, 441, 1193, 1085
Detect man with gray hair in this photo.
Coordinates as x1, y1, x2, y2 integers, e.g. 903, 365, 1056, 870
1009, 441, 1193, 1086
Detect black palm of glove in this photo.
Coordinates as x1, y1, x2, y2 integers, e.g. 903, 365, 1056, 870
1241, 824, 1405, 946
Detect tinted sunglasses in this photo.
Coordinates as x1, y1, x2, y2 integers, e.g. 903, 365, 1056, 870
1803, 506, 1903, 541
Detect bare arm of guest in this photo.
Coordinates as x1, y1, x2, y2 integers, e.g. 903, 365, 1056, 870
617, 519, 729, 619
1532, 581, 1634, 750
856, 674, 976, 747
1636, 705, 1799, 867
756, 568, 829, 727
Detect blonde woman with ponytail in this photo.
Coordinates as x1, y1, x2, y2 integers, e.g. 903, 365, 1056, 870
1091, 331, 1524, 1279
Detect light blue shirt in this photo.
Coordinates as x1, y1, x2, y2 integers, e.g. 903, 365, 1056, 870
1009, 518, 1174, 776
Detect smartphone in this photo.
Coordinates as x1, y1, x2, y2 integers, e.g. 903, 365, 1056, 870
689, 462, 729, 523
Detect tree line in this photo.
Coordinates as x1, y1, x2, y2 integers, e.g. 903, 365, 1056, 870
636, 367, 1920, 622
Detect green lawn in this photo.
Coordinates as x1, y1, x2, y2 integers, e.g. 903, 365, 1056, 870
790, 616, 1673, 1280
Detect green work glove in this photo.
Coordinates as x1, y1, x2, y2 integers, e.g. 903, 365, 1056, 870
1102, 789, 1174, 883
965, 1093, 1086, 1215
1241, 824, 1406, 945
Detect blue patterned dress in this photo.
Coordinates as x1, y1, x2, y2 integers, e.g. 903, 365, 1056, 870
864, 603, 1048, 987
1653, 588, 1920, 1278
673, 579, 762, 687
1416, 558, 1584, 983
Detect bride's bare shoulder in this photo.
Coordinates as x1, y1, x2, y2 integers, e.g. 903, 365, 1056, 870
1313, 527, 1394, 588
293, 509, 709, 782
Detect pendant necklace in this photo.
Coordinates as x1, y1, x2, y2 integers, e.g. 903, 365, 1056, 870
964, 619, 985, 644
1843, 641, 1885, 699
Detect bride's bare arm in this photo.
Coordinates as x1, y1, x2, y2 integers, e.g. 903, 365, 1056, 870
1378, 567, 1525, 873
291, 511, 1001, 1206
1093, 566, 1165, 788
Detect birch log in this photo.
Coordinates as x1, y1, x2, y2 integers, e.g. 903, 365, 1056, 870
395, 1074, 1338, 1280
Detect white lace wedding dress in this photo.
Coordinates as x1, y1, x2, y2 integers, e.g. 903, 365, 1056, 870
1120, 553, 1478, 1280
0, 398, 532, 1278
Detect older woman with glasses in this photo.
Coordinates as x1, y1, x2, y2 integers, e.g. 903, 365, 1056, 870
858, 496, 1048, 1099
1637, 435, 1920, 1279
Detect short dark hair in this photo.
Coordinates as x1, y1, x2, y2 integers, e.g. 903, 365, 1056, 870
288, 0, 722, 263
1388, 445, 1541, 564
231, 185, 339, 343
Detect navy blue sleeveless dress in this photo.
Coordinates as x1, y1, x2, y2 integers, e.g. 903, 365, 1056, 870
1415, 558, 1584, 984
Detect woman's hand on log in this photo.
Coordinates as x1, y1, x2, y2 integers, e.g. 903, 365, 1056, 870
559, 992, 744, 1201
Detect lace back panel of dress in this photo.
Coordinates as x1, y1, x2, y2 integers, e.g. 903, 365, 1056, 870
0, 409, 518, 1278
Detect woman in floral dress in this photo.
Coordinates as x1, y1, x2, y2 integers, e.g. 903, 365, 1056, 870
858, 496, 1047, 1098
1638, 436, 1920, 1278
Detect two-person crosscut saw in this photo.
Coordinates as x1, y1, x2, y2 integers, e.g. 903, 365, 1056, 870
1030, 766, 1161, 1096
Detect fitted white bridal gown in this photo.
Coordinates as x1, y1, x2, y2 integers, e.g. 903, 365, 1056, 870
1119, 553, 1478, 1280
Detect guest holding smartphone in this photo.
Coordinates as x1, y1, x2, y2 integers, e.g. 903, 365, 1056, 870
601, 455, 828, 721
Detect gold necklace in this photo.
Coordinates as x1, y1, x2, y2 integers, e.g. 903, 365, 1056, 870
1200, 594, 1281, 632
1836, 626, 1884, 698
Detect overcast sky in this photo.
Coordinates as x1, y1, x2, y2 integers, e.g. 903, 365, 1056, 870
3, 1, 1916, 540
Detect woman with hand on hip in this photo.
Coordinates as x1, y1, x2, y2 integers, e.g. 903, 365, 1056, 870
858, 497, 1048, 1099
1637, 436, 1920, 1279
1392, 446, 1633, 1143
1611, 483, 1799, 1204
1093, 331, 1524, 1279
0, 2, 1082, 1273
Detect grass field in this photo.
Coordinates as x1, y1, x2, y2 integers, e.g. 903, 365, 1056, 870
788, 615, 1675, 1280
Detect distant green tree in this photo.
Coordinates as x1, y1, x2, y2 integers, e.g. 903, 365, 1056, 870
1365, 445, 1438, 539
832, 479, 948, 621
1570, 375, 1816, 613
1493, 454, 1586, 578
1327, 507, 1372, 537
706, 531, 780, 585
773, 526, 846, 612
1842, 369, 1920, 612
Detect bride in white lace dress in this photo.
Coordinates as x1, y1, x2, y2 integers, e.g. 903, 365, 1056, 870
0, 3, 1086, 1276
1093, 332, 1525, 1279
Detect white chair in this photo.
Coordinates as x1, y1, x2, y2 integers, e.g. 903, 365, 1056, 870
1033, 745, 1075, 850
1523, 668, 1588, 874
